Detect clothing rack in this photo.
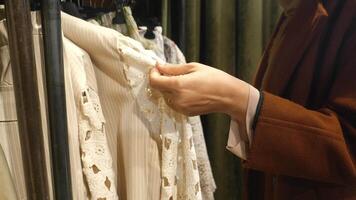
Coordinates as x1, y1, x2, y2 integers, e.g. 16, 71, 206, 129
4, 0, 72, 199
4, 0, 51, 199
2, 0, 160, 199
40, 0, 73, 199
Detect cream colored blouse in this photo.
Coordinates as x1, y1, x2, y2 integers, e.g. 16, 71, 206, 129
62, 12, 202, 200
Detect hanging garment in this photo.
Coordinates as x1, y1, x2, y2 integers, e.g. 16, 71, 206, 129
62, 35, 90, 199
88, 12, 164, 61
0, 19, 28, 200
138, 26, 166, 61
0, 144, 17, 200
0, 13, 55, 200
61, 12, 202, 200
88, 12, 129, 36
63, 37, 118, 200
187, 117, 216, 200
89, 14, 216, 199
162, 36, 187, 66
74, 14, 162, 200
0, 12, 118, 200
138, 27, 216, 200
162, 36, 217, 200
150, 33, 218, 199
121, 6, 156, 50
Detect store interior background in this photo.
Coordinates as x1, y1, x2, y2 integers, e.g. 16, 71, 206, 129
132, 0, 282, 199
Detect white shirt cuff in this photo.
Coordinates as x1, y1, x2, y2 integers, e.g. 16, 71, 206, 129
226, 85, 260, 160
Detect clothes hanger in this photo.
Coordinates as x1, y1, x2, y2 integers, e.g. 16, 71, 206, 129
112, 0, 128, 24
61, 0, 83, 18
65, 0, 114, 19
30, 0, 41, 11
121, 3, 155, 49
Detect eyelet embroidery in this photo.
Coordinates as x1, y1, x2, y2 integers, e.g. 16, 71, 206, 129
79, 88, 118, 200
123, 58, 202, 200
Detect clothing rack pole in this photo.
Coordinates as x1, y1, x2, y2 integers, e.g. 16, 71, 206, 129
40, 0, 73, 199
4, 0, 51, 199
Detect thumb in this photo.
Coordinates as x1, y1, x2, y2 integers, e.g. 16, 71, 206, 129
149, 67, 178, 91
156, 63, 196, 76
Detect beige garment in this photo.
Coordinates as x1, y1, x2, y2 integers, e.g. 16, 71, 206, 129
89, 12, 129, 35
32, 13, 117, 199
0, 12, 119, 200
61, 12, 202, 200
138, 26, 166, 61
63, 38, 89, 200
0, 19, 27, 200
94, 17, 216, 199
0, 144, 17, 200
63, 13, 161, 200
0, 13, 54, 200
63, 36, 118, 199
89, 12, 159, 56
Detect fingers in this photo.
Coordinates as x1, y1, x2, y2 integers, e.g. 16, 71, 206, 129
161, 92, 207, 116
156, 62, 196, 76
161, 92, 175, 106
161, 92, 183, 114
150, 62, 200, 91
149, 67, 179, 92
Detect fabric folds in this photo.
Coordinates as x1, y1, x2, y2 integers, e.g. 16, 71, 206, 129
90, 13, 216, 199
61, 12, 202, 200
63, 37, 119, 200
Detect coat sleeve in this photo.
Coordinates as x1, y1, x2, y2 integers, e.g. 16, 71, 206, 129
244, 25, 356, 185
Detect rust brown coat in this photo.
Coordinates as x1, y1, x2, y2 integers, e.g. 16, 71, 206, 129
245, 0, 356, 199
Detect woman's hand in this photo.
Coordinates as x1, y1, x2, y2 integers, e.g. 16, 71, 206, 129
149, 62, 250, 122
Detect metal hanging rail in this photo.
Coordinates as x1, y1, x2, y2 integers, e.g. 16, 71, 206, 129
4, 0, 50, 199
40, 0, 73, 199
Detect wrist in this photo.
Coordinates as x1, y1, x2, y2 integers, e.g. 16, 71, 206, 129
224, 78, 250, 123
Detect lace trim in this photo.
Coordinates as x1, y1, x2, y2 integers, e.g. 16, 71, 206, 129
79, 88, 119, 200
121, 47, 202, 200
163, 36, 216, 199
189, 117, 217, 200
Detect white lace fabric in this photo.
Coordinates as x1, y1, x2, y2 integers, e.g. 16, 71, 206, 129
79, 88, 118, 200
63, 37, 119, 200
87, 15, 215, 199
62, 12, 203, 199
88, 17, 216, 199
120, 46, 202, 200
163, 37, 217, 200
